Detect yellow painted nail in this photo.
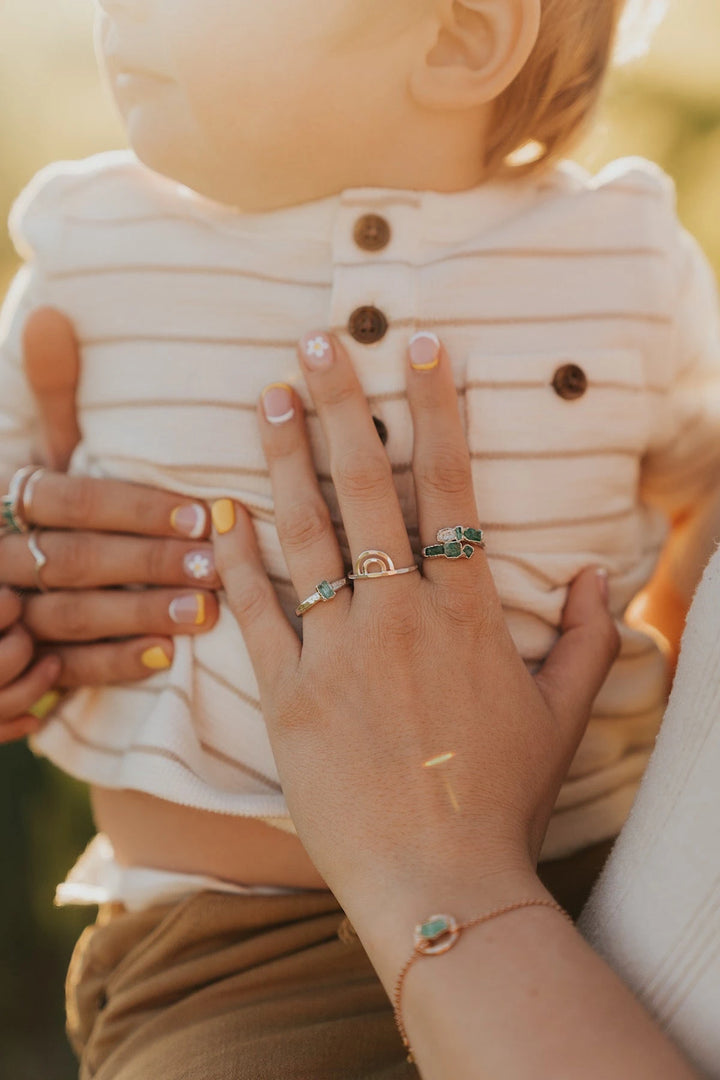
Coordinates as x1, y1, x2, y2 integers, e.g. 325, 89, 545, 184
212, 499, 236, 535
408, 331, 441, 371
194, 593, 206, 626
141, 646, 172, 671
29, 690, 63, 721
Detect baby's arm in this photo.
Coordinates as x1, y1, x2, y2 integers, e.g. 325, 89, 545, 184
639, 228, 720, 658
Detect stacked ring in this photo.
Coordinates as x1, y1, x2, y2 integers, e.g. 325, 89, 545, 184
348, 550, 419, 581
27, 530, 50, 592
421, 526, 485, 561
295, 578, 348, 617
0, 465, 38, 536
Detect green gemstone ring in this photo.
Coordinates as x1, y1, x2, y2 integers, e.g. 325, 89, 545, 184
295, 577, 348, 617
421, 525, 485, 562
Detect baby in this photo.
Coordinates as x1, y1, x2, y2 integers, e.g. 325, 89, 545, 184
2, 0, 719, 998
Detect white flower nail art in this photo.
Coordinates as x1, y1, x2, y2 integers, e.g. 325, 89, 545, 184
305, 336, 330, 360
185, 552, 212, 580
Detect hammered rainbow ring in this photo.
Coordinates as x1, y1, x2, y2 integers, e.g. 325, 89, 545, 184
348, 550, 419, 581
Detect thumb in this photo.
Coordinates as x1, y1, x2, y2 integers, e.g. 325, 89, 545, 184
535, 568, 620, 745
23, 307, 81, 471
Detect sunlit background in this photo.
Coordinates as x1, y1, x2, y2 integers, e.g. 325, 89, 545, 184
1, 0, 719, 1076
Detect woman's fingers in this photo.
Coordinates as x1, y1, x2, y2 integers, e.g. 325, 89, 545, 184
46, 637, 175, 687
0, 587, 23, 631
535, 568, 620, 742
24, 588, 218, 642
212, 500, 299, 691
405, 334, 489, 587
0, 655, 62, 739
298, 332, 414, 575
0, 622, 35, 685
0, 532, 219, 591
23, 308, 82, 471
21, 471, 210, 540
258, 384, 346, 604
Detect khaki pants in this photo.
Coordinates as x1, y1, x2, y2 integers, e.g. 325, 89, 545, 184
66, 841, 613, 1079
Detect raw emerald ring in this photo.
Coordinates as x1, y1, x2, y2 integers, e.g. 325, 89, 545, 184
421, 525, 485, 561
295, 577, 348, 617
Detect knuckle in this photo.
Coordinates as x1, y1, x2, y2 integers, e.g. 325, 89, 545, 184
228, 579, 272, 626
46, 595, 91, 640
416, 444, 471, 498
55, 533, 93, 586
315, 380, 357, 410
64, 476, 98, 529
277, 498, 331, 555
146, 538, 172, 586
335, 448, 392, 499
131, 487, 165, 531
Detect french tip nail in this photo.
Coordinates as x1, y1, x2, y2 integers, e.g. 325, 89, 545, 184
262, 383, 296, 425
211, 499, 236, 535
141, 646, 172, 671
408, 331, 441, 371
171, 503, 207, 539
169, 593, 207, 627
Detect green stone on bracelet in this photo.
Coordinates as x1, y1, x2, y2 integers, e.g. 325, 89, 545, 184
419, 917, 450, 941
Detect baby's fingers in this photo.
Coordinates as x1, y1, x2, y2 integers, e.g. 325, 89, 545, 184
212, 500, 300, 695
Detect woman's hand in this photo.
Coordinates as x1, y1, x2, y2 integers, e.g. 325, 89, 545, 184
213, 331, 619, 929
213, 333, 702, 1080
0, 586, 60, 743
0, 308, 220, 742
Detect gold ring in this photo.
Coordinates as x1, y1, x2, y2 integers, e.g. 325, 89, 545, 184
27, 530, 50, 592
295, 578, 348, 617
348, 550, 419, 580
22, 467, 47, 525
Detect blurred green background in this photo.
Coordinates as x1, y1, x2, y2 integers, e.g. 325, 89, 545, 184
0, 0, 719, 1076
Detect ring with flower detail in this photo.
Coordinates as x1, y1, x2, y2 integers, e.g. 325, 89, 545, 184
348, 550, 419, 581
421, 526, 485, 561
295, 577, 349, 617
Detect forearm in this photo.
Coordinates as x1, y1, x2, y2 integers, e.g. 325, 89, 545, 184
348, 870, 698, 1080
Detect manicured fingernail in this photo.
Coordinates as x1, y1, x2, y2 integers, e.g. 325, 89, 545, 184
262, 383, 295, 425
183, 549, 215, 581
29, 689, 63, 722
169, 593, 206, 626
211, 499, 236, 535
301, 331, 334, 371
141, 646, 172, 671
171, 503, 207, 539
408, 332, 441, 371
596, 568, 610, 604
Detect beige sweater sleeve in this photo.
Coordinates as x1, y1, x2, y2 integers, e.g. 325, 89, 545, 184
579, 545, 720, 1078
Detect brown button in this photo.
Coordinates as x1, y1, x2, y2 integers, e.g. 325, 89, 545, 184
552, 363, 588, 401
354, 214, 391, 252
348, 306, 389, 345
372, 416, 389, 445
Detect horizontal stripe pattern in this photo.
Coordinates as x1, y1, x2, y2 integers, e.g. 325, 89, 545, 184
10, 148, 718, 858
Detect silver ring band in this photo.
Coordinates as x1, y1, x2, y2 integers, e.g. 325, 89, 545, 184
349, 549, 419, 581
1, 465, 38, 536
295, 578, 348, 617
27, 530, 50, 592
22, 467, 47, 525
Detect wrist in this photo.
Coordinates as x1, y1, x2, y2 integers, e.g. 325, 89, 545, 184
340, 860, 549, 993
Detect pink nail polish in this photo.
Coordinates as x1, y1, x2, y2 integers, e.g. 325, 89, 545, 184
262, 383, 295, 425
171, 503, 207, 540
183, 550, 215, 581
169, 593, 206, 626
301, 331, 334, 371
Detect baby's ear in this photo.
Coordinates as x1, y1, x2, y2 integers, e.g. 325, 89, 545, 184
410, 0, 541, 110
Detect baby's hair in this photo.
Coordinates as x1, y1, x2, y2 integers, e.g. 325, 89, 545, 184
487, 0, 663, 177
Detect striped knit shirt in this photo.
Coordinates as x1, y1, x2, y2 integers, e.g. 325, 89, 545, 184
2, 149, 720, 859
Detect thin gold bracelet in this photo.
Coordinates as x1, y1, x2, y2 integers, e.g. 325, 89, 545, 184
392, 899, 572, 1063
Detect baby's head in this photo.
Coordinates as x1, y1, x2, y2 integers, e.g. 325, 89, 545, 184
95, 0, 666, 211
